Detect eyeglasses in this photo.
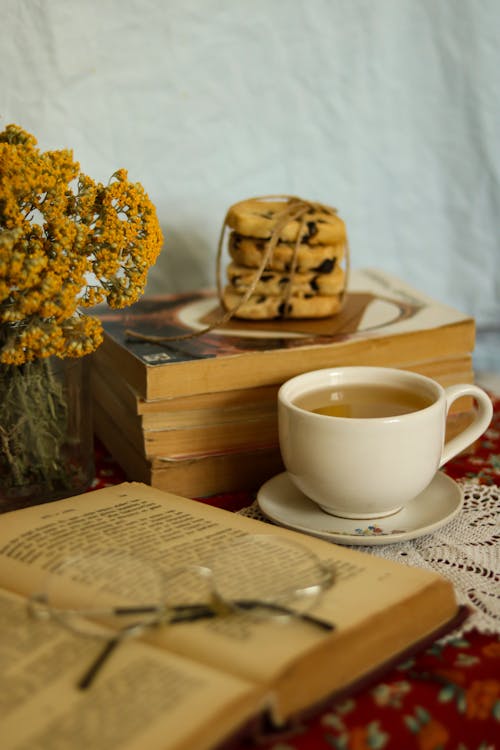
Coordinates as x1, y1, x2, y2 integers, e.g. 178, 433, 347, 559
27, 534, 335, 689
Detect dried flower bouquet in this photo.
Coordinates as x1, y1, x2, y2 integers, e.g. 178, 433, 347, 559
0, 124, 163, 504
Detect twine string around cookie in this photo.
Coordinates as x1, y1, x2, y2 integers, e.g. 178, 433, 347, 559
280, 210, 309, 318
125, 195, 348, 344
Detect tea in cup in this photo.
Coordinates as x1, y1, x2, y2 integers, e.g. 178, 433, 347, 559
278, 367, 493, 519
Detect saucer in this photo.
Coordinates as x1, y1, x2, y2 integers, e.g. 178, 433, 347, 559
256, 472, 463, 546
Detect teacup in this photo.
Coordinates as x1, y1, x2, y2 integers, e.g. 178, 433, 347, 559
278, 366, 493, 519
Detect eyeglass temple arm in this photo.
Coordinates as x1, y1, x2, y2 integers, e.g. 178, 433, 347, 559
78, 598, 334, 689
112, 603, 219, 623
77, 605, 218, 689
114, 601, 334, 630
78, 637, 121, 690
234, 599, 334, 631
78, 616, 155, 690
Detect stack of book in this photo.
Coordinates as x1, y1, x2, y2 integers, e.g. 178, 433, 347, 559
91, 268, 476, 497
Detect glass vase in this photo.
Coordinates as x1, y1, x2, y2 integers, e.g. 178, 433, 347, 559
0, 355, 94, 513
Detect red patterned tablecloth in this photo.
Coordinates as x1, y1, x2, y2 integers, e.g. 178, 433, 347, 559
91, 395, 500, 750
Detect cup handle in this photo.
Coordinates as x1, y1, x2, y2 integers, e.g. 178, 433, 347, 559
439, 384, 493, 467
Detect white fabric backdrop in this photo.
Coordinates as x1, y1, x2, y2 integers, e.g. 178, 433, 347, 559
1, 0, 499, 329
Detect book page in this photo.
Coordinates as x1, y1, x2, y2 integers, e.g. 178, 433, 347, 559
0, 483, 457, 722
0, 588, 260, 750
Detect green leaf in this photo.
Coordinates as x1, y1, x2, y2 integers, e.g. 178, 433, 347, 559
415, 706, 431, 724
335, 699, 355, 715
438, 685, 456, 702
450, 638, 471, 649
325, 735, 347, 750
366, 721, 389, 749
404, 716, 420, 733
322, 713, 345, 731
457, 692, 467, 714
397, 658, 416, 670
454, 653, 479, 667
369, 732, 389, 749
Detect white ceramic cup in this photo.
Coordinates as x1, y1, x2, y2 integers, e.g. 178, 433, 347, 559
278, 367, 493, 519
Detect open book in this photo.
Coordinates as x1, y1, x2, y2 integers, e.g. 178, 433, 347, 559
0, 483, 464, 750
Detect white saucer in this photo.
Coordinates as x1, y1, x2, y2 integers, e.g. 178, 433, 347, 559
256, 472, 463, 546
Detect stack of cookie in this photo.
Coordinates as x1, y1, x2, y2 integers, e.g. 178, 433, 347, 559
221, 197, 348, 320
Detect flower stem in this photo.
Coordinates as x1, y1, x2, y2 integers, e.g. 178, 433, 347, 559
0, 358, 75, 505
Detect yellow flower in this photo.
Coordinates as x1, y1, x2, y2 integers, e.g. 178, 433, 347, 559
0, 124, 163, 364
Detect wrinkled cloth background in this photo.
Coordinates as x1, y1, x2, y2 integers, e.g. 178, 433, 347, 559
1, 0, 499, 355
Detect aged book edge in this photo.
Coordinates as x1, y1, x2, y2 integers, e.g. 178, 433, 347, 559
92, 349, 474, 415
93, 404, 284, 495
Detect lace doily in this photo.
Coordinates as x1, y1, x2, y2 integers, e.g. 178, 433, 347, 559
239, 481, 500, 637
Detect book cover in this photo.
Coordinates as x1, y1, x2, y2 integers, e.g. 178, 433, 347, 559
92, 269, 475, 400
